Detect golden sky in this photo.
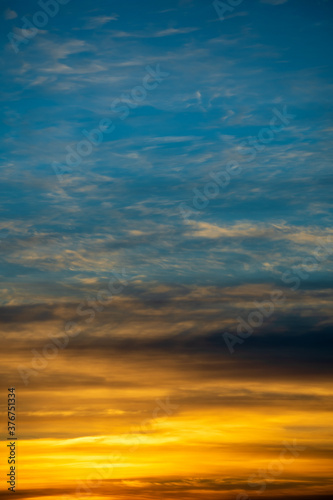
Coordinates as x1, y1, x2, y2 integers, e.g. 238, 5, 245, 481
1, 284, 333, 499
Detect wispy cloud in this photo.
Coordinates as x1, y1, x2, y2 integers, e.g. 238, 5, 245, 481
4, 8, 17, 20
83, 15, 119, 29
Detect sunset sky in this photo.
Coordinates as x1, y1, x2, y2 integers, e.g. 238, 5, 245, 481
1, 0, 333, 499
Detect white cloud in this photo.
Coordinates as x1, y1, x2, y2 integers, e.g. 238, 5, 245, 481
84, 15, 119, 29
109, 27, 199, 38
148, 136, 203, 144
154, 27, 199, 37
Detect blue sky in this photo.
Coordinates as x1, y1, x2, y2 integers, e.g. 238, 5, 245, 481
1, 0, 333, 300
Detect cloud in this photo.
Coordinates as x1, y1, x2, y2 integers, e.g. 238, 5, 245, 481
0, 487, 331, 500
1, 2, 333, 498
148, 136, 203, 144
153, 27, 199, 37
186, 221, 333, 247
84, 15, 119, 29
109, 27, 199, 38
4, 8, 17, 20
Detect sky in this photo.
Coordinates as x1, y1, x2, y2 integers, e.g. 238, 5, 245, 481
0, 0, 333, 499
